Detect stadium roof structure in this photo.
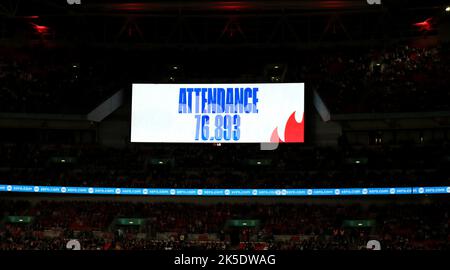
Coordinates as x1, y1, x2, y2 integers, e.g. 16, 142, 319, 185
5, 0, 447, 14
0, 0, 448, 48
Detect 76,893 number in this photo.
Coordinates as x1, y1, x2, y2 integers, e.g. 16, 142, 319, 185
195, 115, 240, 141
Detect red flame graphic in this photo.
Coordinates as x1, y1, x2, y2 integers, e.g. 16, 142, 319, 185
270, 112, 304, 143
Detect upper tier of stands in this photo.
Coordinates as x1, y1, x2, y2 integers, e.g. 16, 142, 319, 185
1, 143, 449, 188
1, 43, 449, 114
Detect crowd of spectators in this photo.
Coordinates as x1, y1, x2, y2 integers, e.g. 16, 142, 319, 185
305, 46, 450, 113
0, 143, 449, 188
0, 49, 125, 114
1, 200, 448, 250
0, 43, 449, 114
296, 43, 450, 113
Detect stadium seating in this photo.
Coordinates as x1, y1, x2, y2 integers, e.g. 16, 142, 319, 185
1, 200, 448, 250
1, 44, 449, 114
0, 143, 448, 188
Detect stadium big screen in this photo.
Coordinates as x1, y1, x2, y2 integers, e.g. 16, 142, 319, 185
131, 83, 305, 143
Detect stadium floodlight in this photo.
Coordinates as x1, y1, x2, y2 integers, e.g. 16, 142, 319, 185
446, 6, 450, 12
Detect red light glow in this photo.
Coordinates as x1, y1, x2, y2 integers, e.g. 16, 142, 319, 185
214, 2, 251, 10
31, 23, 49, 34
413, 18, 433, 31
107, 3, 157, 11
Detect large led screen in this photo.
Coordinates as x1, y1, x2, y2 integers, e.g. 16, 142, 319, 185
131, 83, 304, 143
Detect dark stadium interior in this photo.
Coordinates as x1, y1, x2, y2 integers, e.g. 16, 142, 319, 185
0, 143, 449, 188
1, 0, 450, 251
